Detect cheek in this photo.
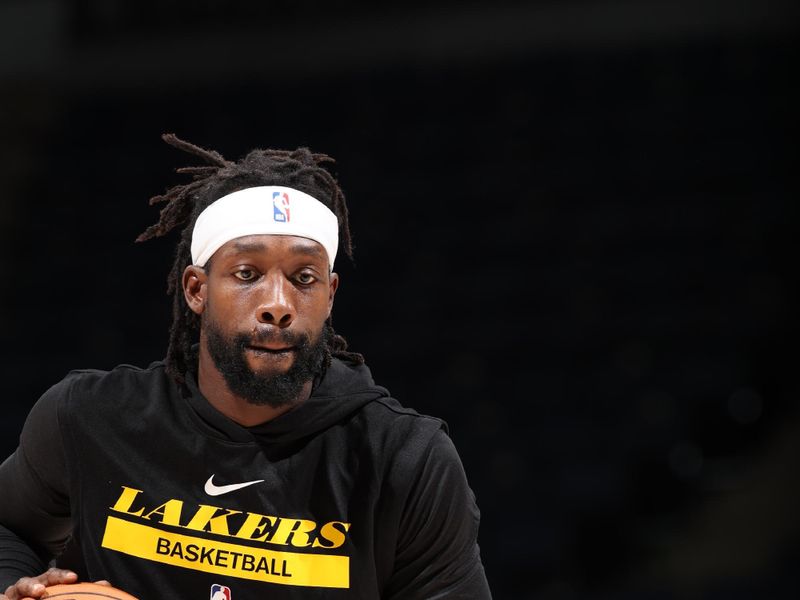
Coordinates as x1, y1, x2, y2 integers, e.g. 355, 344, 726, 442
295, 292, 333, 326
204, 288, 247, 324
312, 289, 336, 314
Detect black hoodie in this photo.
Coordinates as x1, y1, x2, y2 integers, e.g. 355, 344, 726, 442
0, 359, 491, 599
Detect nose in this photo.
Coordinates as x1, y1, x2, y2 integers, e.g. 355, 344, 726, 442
256, 275, 295, 328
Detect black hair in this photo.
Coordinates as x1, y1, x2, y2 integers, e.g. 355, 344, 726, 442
136, 133, 363, 383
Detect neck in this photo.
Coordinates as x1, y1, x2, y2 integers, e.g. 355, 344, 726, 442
196, 343, 312, 427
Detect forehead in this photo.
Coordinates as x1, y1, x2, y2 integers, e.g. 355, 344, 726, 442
211, 234, 328, 264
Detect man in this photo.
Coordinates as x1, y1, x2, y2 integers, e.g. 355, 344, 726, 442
0, 134, 492, 599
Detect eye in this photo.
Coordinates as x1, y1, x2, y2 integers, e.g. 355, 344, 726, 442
296, 272, 317, 285
233, 268, 258, 282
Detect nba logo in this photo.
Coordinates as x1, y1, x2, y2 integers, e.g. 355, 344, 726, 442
273, 191, 290, 222
210, 584, 231, 600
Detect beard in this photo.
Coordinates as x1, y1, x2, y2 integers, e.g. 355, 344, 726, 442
204, 318, 331, 409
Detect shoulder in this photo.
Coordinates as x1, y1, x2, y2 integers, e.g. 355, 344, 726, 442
361, 394, 447, 438
352, 394, 457, 484
371, 396, 448, 447
32, 361, 175, 418
318, 358, 449, 451
60, 360, 171, 397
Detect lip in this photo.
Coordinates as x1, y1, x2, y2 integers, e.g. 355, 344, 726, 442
247, 344, 295, 354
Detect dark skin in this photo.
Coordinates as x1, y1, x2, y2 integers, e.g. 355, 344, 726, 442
185, 234, 339, 426
2, 233, 338, 598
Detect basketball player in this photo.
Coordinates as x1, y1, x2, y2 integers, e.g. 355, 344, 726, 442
0, 135, 492, 599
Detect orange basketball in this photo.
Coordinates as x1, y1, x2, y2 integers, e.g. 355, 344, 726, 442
42, 582, 139, 600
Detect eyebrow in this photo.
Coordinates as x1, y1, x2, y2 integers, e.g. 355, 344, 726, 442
231, 239, 325, 259
232, 241, 268, 253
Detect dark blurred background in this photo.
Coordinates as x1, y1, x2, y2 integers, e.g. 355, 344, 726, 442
1, 0, 798, 598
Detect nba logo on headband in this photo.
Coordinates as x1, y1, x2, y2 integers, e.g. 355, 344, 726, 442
273, 191, 290, 222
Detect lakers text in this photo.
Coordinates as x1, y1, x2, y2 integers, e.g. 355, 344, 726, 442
101, 486, 351, 588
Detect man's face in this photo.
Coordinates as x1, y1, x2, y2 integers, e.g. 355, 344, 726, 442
189, 234, 338, 407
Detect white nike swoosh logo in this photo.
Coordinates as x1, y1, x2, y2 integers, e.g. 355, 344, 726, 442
204, 475, 265, 496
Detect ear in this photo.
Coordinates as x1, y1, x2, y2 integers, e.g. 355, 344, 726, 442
327, 272, 340, 318
183, 265, 208, 315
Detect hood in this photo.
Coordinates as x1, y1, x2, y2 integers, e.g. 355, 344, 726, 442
184, 358, 389, 446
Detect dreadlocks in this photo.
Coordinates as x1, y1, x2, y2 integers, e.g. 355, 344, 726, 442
137, 133, 363, 384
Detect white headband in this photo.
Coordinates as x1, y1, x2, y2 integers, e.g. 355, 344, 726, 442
191, 185, 339, 268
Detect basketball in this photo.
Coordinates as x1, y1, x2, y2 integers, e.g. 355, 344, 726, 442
42, 582, 139, 600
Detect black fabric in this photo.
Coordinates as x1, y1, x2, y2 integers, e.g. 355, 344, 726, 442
0, 359, 491, 598
0, 382, 72, 577
0, 524, 48, 587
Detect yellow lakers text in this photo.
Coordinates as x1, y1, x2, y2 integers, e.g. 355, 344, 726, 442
101, 486, 351, 588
